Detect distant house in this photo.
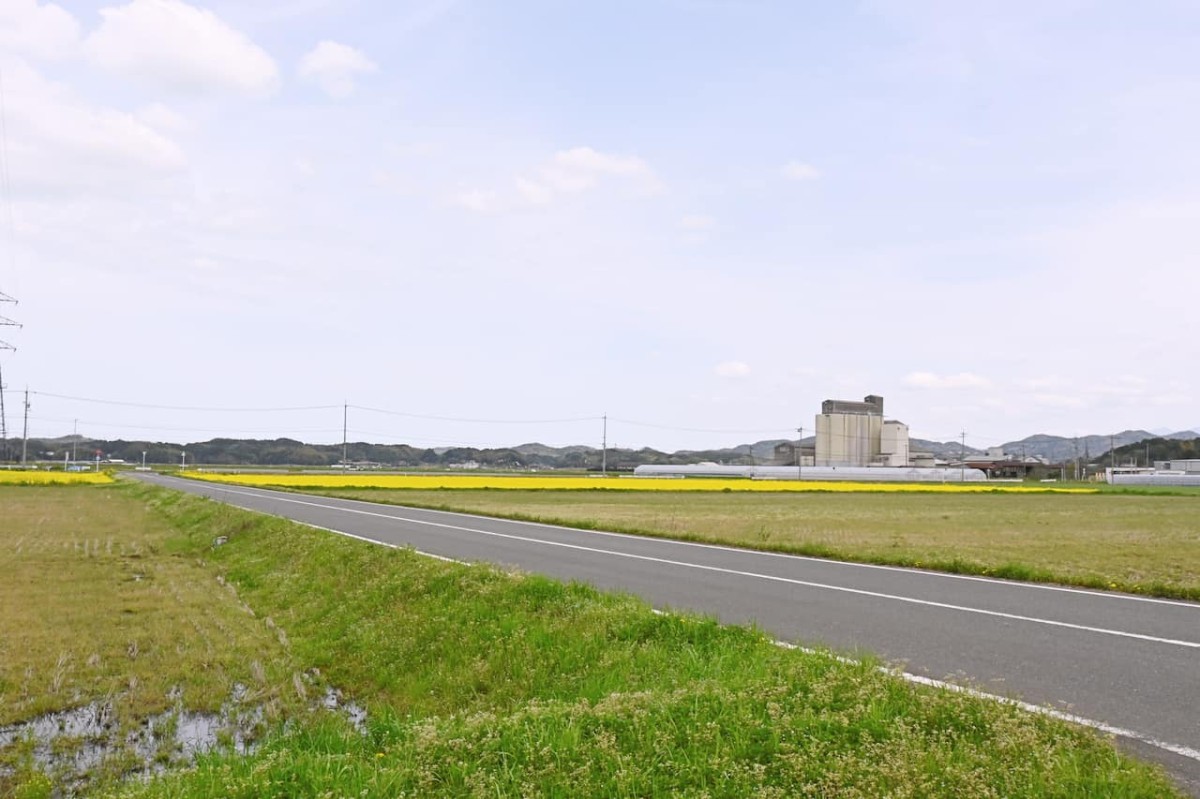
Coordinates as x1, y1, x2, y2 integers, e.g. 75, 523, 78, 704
773, 441, 814, 467
1155, 459, 1200, 474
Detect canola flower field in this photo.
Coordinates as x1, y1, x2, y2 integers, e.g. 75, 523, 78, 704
0, 470, 114, 485
187, 471, 1097, 494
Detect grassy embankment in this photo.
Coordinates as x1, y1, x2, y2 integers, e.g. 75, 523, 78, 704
264, 485, 1200, 601
1, 483, 1185, 797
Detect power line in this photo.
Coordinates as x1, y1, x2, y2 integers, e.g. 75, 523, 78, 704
22, 390, 997, 453
25, 415, 344, 436
30, 391, 340, 413
351, 404, 600, 425
345, 429, 527, 449
607, 417, 792, 434
0, 63, 18, 353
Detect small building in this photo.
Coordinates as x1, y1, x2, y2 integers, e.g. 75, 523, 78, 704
773, 441, 814, 467
964, 456, 1033, 480
1154, 459, 1200, 474
910, 450, 937, 468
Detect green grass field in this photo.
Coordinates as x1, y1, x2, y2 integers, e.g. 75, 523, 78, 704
294, 487, 1200, 600
0, 483, 1185, 797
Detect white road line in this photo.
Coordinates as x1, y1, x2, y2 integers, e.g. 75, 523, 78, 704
771, 640, 1200, 764
648, 609, 1200, 765
182, 478, 1200, 767
192, 478, 1200, 610
290, 519, 467, 564
195, 483, 1200, 650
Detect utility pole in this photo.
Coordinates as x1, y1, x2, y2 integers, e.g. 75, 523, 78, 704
21, 387, 28, 466
342, 402, 348, 467
72, 419, 77, 463
0, 362, 7, 461
1072, 437, 1079, 481
960, 431, 966, 482
601, 414, 607, 475
1110, 434, 1116, 478
180, 450, 186, 470
1146, 441, 1151, 470
796, 426, 804, 480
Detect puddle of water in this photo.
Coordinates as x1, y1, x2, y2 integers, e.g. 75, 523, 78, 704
0, 703, 114, 747
0, 692, 262, 794
322, 686, 368, 733
0, 683, 368, 794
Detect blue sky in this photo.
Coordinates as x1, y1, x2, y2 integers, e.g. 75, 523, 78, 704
1, 0, 1198, 452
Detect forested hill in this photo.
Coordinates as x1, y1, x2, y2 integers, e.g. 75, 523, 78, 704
11, 432, 1198, 470
1095, 437, 1200, 465
10, 436, 768, 470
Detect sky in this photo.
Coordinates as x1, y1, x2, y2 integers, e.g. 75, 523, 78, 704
0, 0, 1198, 453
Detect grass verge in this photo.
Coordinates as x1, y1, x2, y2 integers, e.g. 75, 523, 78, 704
280, 488, 1200, 601
1, 483, 1185, 797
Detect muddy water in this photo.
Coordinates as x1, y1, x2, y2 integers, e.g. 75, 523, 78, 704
0, 684, 367, 796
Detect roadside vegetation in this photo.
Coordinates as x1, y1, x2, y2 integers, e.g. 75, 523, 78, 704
1, 483, 1185, 797
190, 471, 1096, 493
284, 486, 1200, 601
0, 471, 113, 485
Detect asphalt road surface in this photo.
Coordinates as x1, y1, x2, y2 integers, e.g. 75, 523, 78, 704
133, 473, 1200, 794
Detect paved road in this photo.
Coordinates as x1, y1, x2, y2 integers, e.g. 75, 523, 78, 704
134, 474, 1200, 793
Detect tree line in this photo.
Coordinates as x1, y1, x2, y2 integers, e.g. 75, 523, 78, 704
8, 436, 766, 471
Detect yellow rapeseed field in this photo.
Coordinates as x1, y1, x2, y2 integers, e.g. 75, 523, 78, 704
188, 471, 1096, 494
0, 470, 114, 485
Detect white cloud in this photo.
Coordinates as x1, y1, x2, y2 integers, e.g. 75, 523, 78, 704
452, 188, 497, 213
1017, 376, 1068, 391
84, 0, 279, 97
1, 59, 186, 194
456, 146, 660, 211
680, 214, 715, 230
904, 371, 991, 389
135, 102, 189, 132
525, 146, 660, 202
515, 177, 553, 205
714, 361, 751, 378
297, 40, 377, 99
548, 147, 652, 186
781, 160, 820, 181
0, 0, 80, 60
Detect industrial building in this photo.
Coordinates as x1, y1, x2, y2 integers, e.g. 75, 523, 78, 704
815, 394, 910, 467
635, 392, 990, 482
1110, 459, 1200, 487
632, 463, 987, 482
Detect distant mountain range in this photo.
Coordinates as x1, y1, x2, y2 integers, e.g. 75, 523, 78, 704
681, 428, 1200, 465
986, 430, 1199, 462
8, 428, 1199, 469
